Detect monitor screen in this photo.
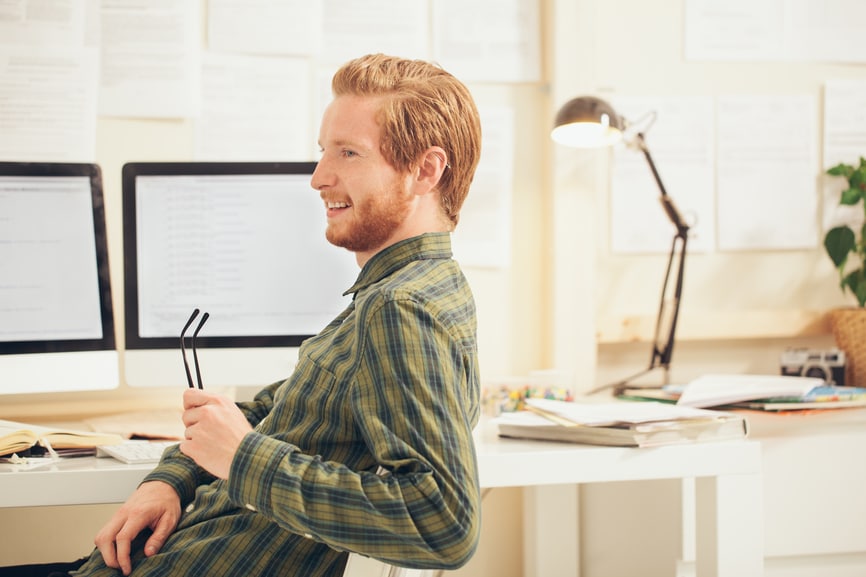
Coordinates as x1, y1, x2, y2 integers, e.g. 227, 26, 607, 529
122, 162, 359, 389
0, 162, 118, 394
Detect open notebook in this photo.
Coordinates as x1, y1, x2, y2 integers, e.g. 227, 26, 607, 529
0, 419, 123, 457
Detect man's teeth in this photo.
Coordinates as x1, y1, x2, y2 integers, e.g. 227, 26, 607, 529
327, 201, 350, 208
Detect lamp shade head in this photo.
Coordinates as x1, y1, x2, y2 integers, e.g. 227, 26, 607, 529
551, 96, 625, 148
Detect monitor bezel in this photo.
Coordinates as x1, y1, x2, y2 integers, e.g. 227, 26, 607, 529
122, 161, 325, 351
0, 161, 116, 356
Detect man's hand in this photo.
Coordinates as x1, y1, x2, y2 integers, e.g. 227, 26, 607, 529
94, 480, 181, 576
181, 388, 253, 479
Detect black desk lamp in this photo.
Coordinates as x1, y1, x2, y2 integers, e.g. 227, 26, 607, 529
550, 96, 690, 395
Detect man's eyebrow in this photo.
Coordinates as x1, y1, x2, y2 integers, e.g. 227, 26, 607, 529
332, 138, 365, 147
323, 138, 375, 153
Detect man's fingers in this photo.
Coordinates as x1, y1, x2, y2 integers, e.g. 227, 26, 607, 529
183, 387, 211, 409
94, 526, 133, 575
94, 520, 122, 569
94, 540, 118, 570
114, 533, 133, 576
144, 515, 176, 557
92, 481, 181, 574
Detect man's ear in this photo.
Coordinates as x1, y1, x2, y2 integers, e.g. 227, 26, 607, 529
415, 146, 448, 193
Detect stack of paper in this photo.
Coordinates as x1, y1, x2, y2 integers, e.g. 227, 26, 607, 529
494, 398, 748, 447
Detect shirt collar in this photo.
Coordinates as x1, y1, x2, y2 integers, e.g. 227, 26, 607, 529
344, 232, 453, 297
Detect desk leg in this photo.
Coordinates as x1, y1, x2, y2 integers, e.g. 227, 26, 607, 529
523, 484, 580, 577
695, 473, 763, 577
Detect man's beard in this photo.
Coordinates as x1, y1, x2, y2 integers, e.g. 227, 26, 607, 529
325, 183, 413, 253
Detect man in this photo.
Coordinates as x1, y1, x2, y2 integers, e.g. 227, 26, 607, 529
0, 53, 483, 577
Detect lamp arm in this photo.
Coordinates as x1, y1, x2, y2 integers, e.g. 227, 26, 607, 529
588, 233, 687, 397
634, 132, 690, 238
587, 132, 691, 397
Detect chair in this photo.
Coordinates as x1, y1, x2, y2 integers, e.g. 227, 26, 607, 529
342, 553, 429, 577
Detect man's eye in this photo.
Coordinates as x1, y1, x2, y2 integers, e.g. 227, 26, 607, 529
341, 149, 357, 158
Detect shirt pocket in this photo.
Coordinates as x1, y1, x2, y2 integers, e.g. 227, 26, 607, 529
261, 353, 356, 455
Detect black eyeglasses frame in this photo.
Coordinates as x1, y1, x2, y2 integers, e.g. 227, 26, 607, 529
180, 308, 209, 389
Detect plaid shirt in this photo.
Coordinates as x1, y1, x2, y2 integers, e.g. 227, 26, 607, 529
74, 232, 481, 577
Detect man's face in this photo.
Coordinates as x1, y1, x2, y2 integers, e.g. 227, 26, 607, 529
311, 95, 415, 261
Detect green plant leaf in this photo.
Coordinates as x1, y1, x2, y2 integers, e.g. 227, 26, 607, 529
843, 269, 857, 291
826, 158, 866, 307
827, 162, 854, 178
840, 187, 862, 205
857, 282, 866, 308
825, 226, 855, 267
843, 270, 866, 307
851, 166, 866, 191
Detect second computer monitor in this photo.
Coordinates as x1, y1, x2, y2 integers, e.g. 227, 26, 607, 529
0, 161, 118, 395
122, 161, 358, 389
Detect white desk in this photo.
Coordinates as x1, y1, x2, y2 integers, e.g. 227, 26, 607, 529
473, 420, 763, 577
0, 419, 763, 577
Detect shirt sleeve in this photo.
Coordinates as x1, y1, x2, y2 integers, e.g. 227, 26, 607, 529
224, 295, 481, 570
235, 379, 282, 426
140, 379, 284, 503
141, 445, 215, 506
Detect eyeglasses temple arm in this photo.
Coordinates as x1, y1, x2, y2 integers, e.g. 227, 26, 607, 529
192, 312, 210, 390
180, 308, 200, 389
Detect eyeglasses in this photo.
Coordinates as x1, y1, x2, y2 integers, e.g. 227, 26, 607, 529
180, 308, 209, 389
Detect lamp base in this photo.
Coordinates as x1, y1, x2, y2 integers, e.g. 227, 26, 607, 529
587, 364, 670, 397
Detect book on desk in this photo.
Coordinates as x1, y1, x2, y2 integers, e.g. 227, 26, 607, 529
619, 373, 866, 412
0, 419, 124, 458
494, 398, 748, 447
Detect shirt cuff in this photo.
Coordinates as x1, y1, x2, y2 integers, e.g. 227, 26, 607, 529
141, 445, 202, 505
226, 431, 295, 513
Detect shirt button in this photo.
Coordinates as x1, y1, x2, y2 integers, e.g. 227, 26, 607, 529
185, 503, 195, 513
245, 504, 257, 511
303, 533, 313, 539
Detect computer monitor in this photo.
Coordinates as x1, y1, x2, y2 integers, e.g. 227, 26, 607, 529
122, 161, 359, 389
0, 162, 118, 394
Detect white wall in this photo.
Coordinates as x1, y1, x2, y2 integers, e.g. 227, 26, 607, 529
553, 0, 865, 395
0, 2, 548, 573
0, 3, 550, 420
552, 1, 865, 576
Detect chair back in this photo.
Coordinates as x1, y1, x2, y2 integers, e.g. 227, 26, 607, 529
342, 553, 430, 577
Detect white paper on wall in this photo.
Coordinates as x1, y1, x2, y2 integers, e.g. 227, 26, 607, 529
97, 0, 200, 118
451, 107, 514, 268
685, 0, 866, 63
0, 46, 98, 162
716, 94, 818, 250
432, 0, 540, 83
207, 0, 322, 57
610, 96, 716, 255
195, 53, 315, 161
321, 0, 428, 64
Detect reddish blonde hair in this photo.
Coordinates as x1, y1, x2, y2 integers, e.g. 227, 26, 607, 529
331, 53, 482, 228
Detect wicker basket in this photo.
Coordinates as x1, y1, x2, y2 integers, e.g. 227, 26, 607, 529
830, 308, 866, 388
